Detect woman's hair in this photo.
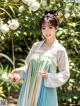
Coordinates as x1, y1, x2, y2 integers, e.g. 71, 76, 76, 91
39, 10, 60, 29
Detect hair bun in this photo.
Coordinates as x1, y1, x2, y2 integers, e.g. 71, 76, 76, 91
45, 10, 58, 16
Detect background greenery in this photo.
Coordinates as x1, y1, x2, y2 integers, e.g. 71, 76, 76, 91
0, 0, 80, 106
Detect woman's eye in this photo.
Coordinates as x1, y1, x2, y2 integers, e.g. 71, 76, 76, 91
42, 27, 45, 30
49, 26, 53, 29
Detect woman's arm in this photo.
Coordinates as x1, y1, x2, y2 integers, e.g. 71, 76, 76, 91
44, 49, 70, 88
12, 43, 37, 80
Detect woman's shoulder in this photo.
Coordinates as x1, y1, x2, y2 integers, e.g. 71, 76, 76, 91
56, 41, 67, 53
32, 40, 43, 48
33, 40, 43, 46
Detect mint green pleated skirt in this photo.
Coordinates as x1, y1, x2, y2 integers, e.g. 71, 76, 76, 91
17, 54, 58, 106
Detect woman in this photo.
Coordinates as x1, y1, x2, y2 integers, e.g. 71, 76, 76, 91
11, 10, 70, 106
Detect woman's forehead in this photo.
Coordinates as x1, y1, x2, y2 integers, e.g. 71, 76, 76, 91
42, 22, 53, 27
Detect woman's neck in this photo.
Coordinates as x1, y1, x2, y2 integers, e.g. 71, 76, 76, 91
45, 37, 57, 46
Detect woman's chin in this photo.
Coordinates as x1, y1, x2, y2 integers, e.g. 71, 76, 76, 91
45, 35, 52, 39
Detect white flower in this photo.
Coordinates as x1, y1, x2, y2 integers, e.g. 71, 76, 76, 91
22, 0, 36, 5
25, 16, 29, 20
0, 24, 9, 34
19, 5, 25, 13
65, 7, 69, 12
22, 0, 40, 11
40, 0, 47, 7
8, 19, 19, 30
0, 20, 3, 25
2, 73, 15, 82
27, 0, 36, 6
29, 2, 40, 11
71, 13, 76, 17
13, 73, 20, 82
1, 36, 5, 40
72, 23, 76, 27
12, 0, 19, 2
2, 73, 9, 81
64, 13, 70, 18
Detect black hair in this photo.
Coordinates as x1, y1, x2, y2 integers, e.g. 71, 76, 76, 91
39, 10, 60, 29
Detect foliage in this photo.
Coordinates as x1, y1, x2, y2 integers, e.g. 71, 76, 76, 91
0, 0, 80, 105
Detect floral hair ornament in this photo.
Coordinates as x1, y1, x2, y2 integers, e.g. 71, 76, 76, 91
44, 10, 60, 25
44, 13, 54, 22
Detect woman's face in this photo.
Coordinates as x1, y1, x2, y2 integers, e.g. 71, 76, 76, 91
41, 22, 56, 40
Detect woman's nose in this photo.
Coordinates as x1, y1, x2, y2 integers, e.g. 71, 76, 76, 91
45, 30, 49, 35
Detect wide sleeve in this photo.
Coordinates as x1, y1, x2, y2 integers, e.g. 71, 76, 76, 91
16, 43, 37, 79
44, 49, 70, 88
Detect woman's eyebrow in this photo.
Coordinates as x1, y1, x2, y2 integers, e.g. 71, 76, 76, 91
42, 25, 53, 27
42, 25, 46, 27
49, 25, 53, 27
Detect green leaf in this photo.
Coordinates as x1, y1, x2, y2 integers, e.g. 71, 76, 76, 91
8, 6, 16, 16
0, 7, 12, 18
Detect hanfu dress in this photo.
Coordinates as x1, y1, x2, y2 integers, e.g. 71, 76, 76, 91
17, 40, 70, 106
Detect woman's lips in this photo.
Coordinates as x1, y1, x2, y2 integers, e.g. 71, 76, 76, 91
46, 34, 51, 37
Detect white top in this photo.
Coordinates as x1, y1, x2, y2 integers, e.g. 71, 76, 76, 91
17, 40, 70, 88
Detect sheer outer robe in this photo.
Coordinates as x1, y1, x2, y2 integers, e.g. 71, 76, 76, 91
17, 40, 70, 106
